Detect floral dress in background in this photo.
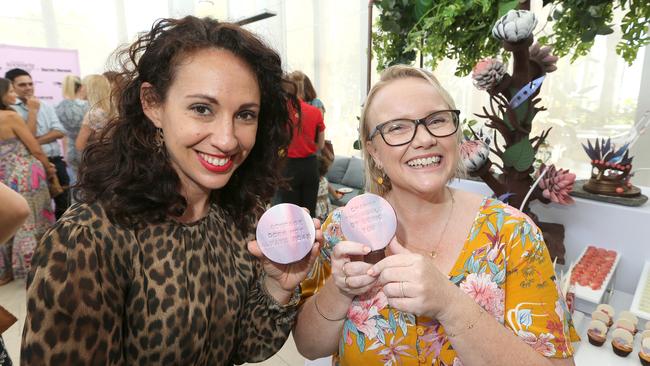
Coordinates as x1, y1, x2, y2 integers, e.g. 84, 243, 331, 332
55, 98, 88, 173
315, 176, 332, 222
301, 197, 580, 366
0, 138, 54, 280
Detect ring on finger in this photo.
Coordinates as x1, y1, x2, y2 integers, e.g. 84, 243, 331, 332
400, 281, 406, 298
344, 275, 350, 287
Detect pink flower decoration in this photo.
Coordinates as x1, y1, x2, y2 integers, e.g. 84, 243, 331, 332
538, 164, 576, 205
460, 139, 490, 173
459, 273, 505, 322
472, 58, 506, 90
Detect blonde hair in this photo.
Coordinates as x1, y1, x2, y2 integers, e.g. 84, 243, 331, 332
287, 71, 307, 100
83, 74, 114, 118
360, 65, 466, 196
61, 75, 81, 99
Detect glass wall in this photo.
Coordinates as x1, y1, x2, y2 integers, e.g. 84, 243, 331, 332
1, 0, 647, 184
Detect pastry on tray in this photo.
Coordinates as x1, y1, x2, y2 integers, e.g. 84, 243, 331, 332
640, 338, 650, 366
592, 310, 612, 327
642, 329, 650, 341
618, 311, 639, 334
596, 304, 615, 326
611, 328, 634, 357
587, 319, 608, 347
614, 318, 637, 335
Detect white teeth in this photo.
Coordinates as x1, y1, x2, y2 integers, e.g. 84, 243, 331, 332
407, 156, 441, 168
199, 152, 229, 166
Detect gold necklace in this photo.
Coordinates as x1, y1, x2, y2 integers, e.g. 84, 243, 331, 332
406, 188, 455, 259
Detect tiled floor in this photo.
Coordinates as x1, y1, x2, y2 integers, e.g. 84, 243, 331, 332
0, 279, 327, 366
0, 279, 25, 365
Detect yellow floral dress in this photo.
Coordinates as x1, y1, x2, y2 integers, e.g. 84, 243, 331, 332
301, 197, 579, 366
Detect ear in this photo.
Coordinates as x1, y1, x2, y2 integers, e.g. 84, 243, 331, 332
365, 140, 383, 170
140, 82, 163, 128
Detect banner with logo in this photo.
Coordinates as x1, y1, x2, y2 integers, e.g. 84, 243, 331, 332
0, 44, 80, 105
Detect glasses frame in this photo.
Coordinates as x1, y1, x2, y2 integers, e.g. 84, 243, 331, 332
367, 109, 461, 147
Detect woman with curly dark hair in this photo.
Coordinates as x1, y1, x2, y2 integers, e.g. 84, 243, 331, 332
22, 16, 321, 365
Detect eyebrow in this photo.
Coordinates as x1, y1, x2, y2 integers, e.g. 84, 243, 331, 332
384, 109, 446, 122
185, 94, 260, 109
186, 94, 219, 104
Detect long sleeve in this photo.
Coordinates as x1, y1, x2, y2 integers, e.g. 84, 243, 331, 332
231, 262, 299, 364
21, 219, 126, 365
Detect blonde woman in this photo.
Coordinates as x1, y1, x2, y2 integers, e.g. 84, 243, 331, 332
55, 75, 88, 179
288, 71, 325, 116
75, 74, 113, 152
295, 65, 579, 365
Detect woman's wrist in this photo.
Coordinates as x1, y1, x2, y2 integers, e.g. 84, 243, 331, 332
435, 283, 469, 323
436, 286, 486, 336
312, 277, 355, 319
263, 275, 295, 305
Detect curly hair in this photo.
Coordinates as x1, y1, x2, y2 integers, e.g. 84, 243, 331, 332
76, 16, 294, 232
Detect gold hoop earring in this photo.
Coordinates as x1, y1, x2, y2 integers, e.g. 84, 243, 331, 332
154, 128, 164, 153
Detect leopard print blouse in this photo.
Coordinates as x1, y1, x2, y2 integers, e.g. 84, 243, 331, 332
21, 203, 298, 365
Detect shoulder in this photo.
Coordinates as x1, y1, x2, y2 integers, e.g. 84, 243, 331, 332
300, 101, 321, 116
1, 110, 25, 125
465, 194, 542, 245
56, 202, 119, 234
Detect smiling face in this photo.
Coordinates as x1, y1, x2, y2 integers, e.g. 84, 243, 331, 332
365, 77, 459, 197
12, 75, 34, 101
143, 48, 260, 200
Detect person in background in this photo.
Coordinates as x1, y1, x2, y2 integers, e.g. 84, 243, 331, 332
56, 75, 89, 182
5, 68, 70, 219
289, 70, 325, 117
22, 16, 320, 365
0, 78, 55, 285
75, 74, 113, 151
0, 182, 31, 366
315, 154, 342, 222
294, 65, 578, 365
277, 75, 325, 217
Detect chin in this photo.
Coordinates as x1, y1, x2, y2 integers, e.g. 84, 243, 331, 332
199, 175, 235, 191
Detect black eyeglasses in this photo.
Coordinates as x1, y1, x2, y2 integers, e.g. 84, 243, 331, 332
367, 109, 460, 147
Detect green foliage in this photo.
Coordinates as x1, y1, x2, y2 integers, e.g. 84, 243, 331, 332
373, 0, 507, 76
502, 138, 535, 172
540, 0, 649, 64
461, 118, 479, 140
373, 0, 419, 68
373, 0, 649, 75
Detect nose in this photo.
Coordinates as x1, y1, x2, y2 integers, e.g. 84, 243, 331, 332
209, 116, 239, 154
411, 122, 437, 148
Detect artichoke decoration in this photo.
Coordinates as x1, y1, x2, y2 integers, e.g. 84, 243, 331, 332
460, 139, 490, 173
529, 42, 559, 73
492, 10, 538, 43
537, 164, 576, 205
472, 58, 507, 91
